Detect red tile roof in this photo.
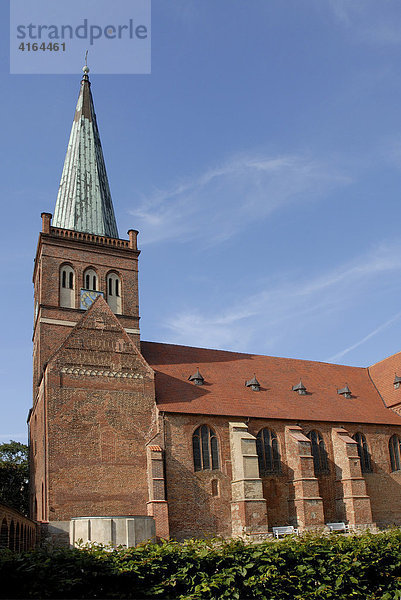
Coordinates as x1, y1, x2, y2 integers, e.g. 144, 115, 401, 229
141, 341, 401, 425
369, 351, 401, 409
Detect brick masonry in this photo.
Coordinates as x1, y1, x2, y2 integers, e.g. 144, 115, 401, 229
159, 414, 401, 539
29, 214, 401, 541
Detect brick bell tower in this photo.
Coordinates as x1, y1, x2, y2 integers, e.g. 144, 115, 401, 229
29, 66, 159, 546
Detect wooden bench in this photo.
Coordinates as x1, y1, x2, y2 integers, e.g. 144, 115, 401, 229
272, 526, 299, 538
326, 522, 349, 533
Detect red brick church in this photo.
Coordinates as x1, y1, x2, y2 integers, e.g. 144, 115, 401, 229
29, 68, 401, 545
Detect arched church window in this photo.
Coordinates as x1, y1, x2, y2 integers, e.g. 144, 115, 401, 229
353, 432, 372, 473
256, 428, 281, 475
307, 430, 329, 475
9, 521, 15, 551
389, 434, 401, 471
106, 272, 122, 314
15, 523, 20, 553
84, 268, 97, 291
256, 428, 280, 477
59, 264, 75, 308
192, 425, 219, 471
0, 518, 8, 548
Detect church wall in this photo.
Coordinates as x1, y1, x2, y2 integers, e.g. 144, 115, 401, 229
248, 419, 340, 525
163, 413, 401, 539
353, 424, 401, 527
29, 382, 47, 522
45, 369, 156, 521
163, 414, 233, 540
250, 420, 401, 527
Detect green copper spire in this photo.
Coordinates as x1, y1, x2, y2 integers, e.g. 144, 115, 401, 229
53, 66, 119, 238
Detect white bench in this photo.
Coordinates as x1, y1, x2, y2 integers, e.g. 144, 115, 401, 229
326, 522, 349, 533
272, 526, 299, 538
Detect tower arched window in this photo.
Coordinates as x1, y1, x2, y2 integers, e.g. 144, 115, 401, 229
307, 430, 329, 475
389, 434, 401, 472
106, 272, 122, 314
59, 264, 75, 308
256, 428, 281, 475
192, 425, 219, 471
353, 432, 372, 473
83, 268, 97, 291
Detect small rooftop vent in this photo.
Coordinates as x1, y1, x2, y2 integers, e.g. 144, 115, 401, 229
337, 385, 352, 399
245, 374, 260, 391
188, 368, 204, 385
394, 375, 401, 390
292, 380, 307, 395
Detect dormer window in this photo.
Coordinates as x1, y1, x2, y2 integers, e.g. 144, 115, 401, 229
188, 368, 204, 385
292, 380, 306, 395
245, 375, 260, 392
83, 268, 97, 291
337, 385, 352, 399
394, 375, 401, 390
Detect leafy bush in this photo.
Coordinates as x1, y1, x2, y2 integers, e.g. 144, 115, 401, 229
2, 530, 401, 599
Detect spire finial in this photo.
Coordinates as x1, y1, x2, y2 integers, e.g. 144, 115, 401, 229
82, 51, 90, 77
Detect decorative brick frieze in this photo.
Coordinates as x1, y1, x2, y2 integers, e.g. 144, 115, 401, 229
60, 367, 144, 379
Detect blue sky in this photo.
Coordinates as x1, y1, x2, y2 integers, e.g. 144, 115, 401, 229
2, 0, 401, 442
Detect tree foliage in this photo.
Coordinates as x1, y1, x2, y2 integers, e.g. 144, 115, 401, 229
0, 440, 29, 515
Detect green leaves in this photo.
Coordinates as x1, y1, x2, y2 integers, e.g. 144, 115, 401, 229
0, 440, 29, 514
2, 530, 401, 598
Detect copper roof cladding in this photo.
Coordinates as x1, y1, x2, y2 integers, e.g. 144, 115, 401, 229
53, 70, 119, 239
140, 341, 401, 425
369, 351, 401, 409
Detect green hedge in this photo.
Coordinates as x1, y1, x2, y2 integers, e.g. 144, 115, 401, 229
2, 530, 401, 599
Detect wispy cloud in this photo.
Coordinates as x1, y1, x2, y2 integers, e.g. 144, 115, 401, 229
326, 0, 401, 45
129, 153, 350, 246
162, 242, 401, 359
328, 310, 401, 362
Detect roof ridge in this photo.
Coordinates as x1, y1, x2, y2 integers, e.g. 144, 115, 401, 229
141, 340, 367, 369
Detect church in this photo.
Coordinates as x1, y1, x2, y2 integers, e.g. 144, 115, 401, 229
29, 67, 401, 546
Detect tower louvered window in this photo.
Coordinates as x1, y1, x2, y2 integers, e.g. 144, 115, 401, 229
60, 265, 75, 308
307, 430, 329, 475
106, 272, 122, 314
84, 268, 97, 291
256, 428, 280, 475
389, 435, 401, 472
192, 425, 219, 471
353, 432, 372, 473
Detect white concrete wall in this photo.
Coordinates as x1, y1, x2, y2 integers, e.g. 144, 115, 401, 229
70, 516, 155, 548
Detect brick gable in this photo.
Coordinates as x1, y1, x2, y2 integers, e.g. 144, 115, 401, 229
30, 297, 156, 522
